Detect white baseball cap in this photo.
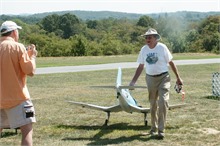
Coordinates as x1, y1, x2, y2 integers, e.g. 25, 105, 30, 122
141, 28, 161, 40
0, 21, 22, 35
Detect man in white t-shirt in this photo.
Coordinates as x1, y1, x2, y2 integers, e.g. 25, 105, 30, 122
129, 28, 183, 139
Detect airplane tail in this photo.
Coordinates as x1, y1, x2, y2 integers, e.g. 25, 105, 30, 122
91, 67, 147, 89
116, 67, 147, 89
116, 67, 122, 87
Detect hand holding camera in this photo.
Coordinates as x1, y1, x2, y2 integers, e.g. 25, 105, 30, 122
27, 44, 37, 59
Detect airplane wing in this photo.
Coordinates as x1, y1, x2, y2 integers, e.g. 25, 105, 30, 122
90, 86, 116, 89
128, 103, 187, 113
66, 101, 122, 112
90, 86, 147, 90
128, 104, 151, 113
119, 86, 147, 90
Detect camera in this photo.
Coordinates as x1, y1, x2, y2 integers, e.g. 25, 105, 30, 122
174, 84, 182, 93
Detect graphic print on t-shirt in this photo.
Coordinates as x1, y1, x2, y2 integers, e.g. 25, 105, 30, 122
146, 53, 158, 64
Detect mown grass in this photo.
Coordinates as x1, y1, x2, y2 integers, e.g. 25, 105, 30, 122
36, 53, 219, 67
1, 62, 219, 146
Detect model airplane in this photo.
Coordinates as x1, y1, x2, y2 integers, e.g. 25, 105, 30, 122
67, 67, 186, 126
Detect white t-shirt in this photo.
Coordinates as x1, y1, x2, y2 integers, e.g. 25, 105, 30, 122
137, 42, 173, 75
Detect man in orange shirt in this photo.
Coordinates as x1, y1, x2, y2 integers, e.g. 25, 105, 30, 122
0, 21, 37, 146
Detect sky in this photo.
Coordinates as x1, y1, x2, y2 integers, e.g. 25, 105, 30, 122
0, 0, 219, 15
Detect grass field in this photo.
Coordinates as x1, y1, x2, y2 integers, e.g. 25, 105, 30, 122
0, 54, 220, 146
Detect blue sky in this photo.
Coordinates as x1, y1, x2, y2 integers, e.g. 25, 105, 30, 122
0, 0, 219, 15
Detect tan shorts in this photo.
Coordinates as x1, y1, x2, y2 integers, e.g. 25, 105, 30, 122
0, 100, 36, 129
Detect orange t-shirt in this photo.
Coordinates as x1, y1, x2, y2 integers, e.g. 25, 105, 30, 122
0, 37, 36, 109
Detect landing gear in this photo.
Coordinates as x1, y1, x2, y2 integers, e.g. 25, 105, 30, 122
103, 111, 110, 126
103, 111, 148, 126
144, 113, 148, 126
145, 120, 148, 126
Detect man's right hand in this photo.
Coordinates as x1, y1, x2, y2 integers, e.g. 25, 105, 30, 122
27, 44, 37, 59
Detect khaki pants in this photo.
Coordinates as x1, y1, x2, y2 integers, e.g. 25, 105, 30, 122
146, 73, 170, 132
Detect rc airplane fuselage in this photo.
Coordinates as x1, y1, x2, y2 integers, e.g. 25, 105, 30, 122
67, 67, 185, 126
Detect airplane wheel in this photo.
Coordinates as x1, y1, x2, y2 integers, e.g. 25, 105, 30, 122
145, 121, 148, 126
103, 119, 108, 126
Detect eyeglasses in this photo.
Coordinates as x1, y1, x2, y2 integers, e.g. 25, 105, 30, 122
145, 36, 153, 40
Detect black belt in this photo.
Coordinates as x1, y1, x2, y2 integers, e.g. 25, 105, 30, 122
147, 72, 168, 77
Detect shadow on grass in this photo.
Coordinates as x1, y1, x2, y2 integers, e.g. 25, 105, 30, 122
57, 123, 149, 131
57, 123, 177, 145
0, 131, 18, 138
204, 95, 219, 100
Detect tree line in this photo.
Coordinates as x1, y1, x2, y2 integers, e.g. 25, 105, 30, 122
0, 13, 219, 57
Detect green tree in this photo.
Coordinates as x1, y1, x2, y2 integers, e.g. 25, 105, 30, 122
137, 15, 155, 28
40, 14, 59, 33
191, 15, 220, 53
58, 13, 80, 39
70, 35, 87, 56
86, 20, 98, 29
169, 33, 186, 53
86, 41, 102, 56
100, 34, 122, 55
185, 29, 202, 52
39, 13, 81, 39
